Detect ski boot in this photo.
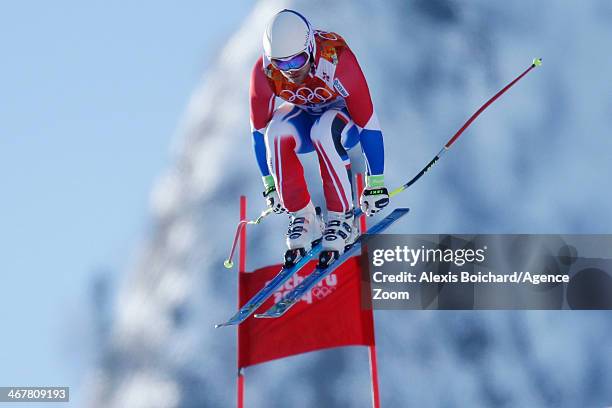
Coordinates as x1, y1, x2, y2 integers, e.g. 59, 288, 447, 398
318, 209, 358, 268
284, 202, 324, 267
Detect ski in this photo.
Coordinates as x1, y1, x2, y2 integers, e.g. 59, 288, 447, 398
214, 242, 324, 328
254, 208, 409, 319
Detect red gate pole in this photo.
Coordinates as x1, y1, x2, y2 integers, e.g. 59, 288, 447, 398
356, 174, 381, 408
368, 345, 381, 408
237, 369, 244, 408
237, 195, 247, 408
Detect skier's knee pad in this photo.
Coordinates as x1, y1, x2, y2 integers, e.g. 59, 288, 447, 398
310, 110, 338, 143
311, 109, 353, 157
265, 121, 301, 152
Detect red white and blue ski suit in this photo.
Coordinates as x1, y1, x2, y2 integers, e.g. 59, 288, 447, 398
250, 30, 384, 213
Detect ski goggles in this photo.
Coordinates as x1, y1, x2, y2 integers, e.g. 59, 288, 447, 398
271, 52, 309, 72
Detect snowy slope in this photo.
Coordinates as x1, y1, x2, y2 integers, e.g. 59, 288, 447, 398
89, 1, 612, 407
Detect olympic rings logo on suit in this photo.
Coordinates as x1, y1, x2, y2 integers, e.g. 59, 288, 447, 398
279, 87, 334, 104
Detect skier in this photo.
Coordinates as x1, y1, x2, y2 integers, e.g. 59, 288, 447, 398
250, 9, 389, 265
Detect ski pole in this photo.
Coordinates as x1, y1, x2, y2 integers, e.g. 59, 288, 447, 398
224, 208, 273, 268
388, 57, 542, 197
224, 58, 542, 268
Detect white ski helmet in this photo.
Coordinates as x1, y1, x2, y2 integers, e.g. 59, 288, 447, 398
263, 9, 315, 60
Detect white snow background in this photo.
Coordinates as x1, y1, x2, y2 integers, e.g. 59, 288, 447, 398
88, 1, 612, 407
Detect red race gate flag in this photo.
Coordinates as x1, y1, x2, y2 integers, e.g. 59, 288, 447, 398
238, 256, 374, 368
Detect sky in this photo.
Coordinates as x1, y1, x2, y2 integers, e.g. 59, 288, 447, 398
0, 1, 252, 405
